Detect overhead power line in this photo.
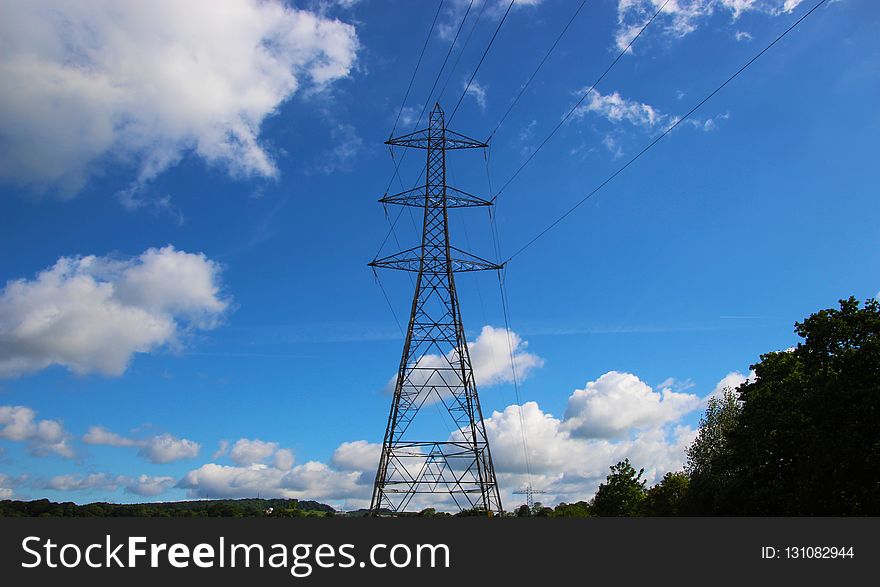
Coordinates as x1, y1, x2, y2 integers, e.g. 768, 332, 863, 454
389, 0, 445, 139
504, 0, 829, 264
437, 0, 491, 104
493, 0, 671, 201
383, 0, 476, 198
485, 0, 589, 143
448, 0, 517, 124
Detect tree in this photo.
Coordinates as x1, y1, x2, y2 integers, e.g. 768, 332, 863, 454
551, 501, 591, 518
684, 387, 741, 514
591, 459, 647, 516
514, 504, 531, 517
644, 472, 690, 516
688, 297, 880, 515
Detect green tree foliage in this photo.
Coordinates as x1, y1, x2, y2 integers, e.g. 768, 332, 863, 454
591, 459, 647, 516
688, 297, 880, 515
643, 472, 690, 516
0, 498, 334, 518
550, 501, 592, 517
684, 387, 742, 514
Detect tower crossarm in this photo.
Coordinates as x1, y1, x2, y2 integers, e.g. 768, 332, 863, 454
386, 125, 487, 150
380, 185, 492, 208
369, 246, 502, 273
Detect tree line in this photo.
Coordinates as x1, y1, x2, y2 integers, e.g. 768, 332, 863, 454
0, 498, 335, 517
517, 297, 880, 517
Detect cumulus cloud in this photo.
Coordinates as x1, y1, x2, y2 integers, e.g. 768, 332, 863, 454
0, 0, 359, 196
43, 473, 119, 492
707, 369, 755, 400
274, 449, 296, 472
386, 326, 543, 401
331, 440, 382, 472
179, 461, 370, 506
0, 245, 228, 378
562, 371, 703, 439
123, 474, 176, 497
179, 370, 736, 510
39, 472, 175, 497
138, 434, 201, 464
84, 426, 200, 464
83, 426, 139, 447
230, 438, 281, 466
0, 405, 74, 458
614, 0, 812, 53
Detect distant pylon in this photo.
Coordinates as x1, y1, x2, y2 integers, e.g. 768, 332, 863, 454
513, 484, 548, 510
369, 103, 503, 515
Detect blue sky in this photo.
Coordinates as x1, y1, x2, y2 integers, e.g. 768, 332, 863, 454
0, 0, 877, 509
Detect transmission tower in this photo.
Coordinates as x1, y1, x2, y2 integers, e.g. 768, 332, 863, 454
513, 484, 548, 510
369, 103, 503, 515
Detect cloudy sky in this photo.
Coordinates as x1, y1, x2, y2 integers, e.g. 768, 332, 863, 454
0, 0, 876, 510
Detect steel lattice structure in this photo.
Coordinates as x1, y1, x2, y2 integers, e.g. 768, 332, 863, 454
369, 103, 503, 515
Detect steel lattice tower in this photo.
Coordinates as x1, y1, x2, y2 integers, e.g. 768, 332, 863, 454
369, 103, 503, 515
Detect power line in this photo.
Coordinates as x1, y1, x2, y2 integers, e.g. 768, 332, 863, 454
383, 0, 477, 197
372, 268, 404, 336
504, 0, 829, 263
448, 0, 517, 124
437, 0, 490, 104
389, 0, 445, 139
485, 0, 589, 143
497, 266, 534, 488
493, 0, 670, 201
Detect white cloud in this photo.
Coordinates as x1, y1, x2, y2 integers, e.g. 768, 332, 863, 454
735, 30, 754, 42
331, 440, 381, 472
0, 474, 14, 499
570, 88, 727, 141
0, 245, 228, 378
43, 473, 119, 492
383, 325, 544, 406
0, 405, 74, 458
123, 474, 176, 497
179, 461, 371, 506
574, 88, 669, 130
83, 426, 139, 447
464, 79, 488, 111
476, 398, 698, 507
174, 370, 739, 510
562, 371, 703, 439
614, 0, 811, 53
0, 0, 359, 196
707, 369, 755, 400
84, 425, 200, 463
469, 326, 544, 387
138, 434, 201, 464
212, 440, 230, 460
274, 449, 296, 472
230, 438, 280, 466
39, 472, 175, 497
